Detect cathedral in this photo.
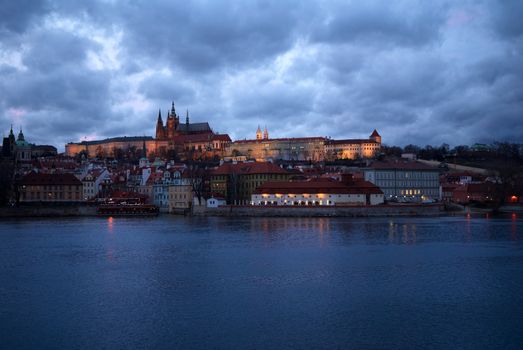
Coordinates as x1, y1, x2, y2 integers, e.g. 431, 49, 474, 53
66, 101, 231, 159
155, 102, 213, 140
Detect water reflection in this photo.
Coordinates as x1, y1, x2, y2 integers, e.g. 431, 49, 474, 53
512, 213, 518, 241
107, 216, 114, 234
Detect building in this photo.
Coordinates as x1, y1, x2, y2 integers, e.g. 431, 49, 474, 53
452, 182, 499, 204
1, 126, 16, 158
364, 161, 440, 201
18, 172, 83, 202
14, 128, 32, 166
324, 130, 381, 160
210, 161, 292, 204
81, 169, 110, 200
251, 176, 384, 206
227, 137, 326, 162
155, 104, 212, 140
227, 127, 381, 162
206, 196, 226, 208
168, 182, 193, 213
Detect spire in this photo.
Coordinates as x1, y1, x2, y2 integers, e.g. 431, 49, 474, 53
186, 109, 189, 125
9, 124, 14, 136
157, 109, 163, 124
256, 125, 262, 140
171, 101, 176, 116
263, 126, 269, 140
17, 127, 25, 141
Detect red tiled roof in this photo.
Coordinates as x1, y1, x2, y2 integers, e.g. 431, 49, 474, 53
19, 172, 82, 185
326, 139, 379, 145
233, 137, 326, 144
368, 161, 437, 171
211, 162, 289, 175
253, 178, 383, 195
171, 133, 231, 144
212, 134, 232, 142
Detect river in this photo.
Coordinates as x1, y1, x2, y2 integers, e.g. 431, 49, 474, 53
1, 215, 522, 349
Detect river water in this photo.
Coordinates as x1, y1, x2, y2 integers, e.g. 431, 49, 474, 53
1, 215, 522, 349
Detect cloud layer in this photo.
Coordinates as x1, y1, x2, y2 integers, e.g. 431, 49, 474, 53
1, 0, 522, 150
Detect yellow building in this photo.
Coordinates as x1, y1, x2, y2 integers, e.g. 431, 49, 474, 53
325, 130, 382, 160
168, 183, 194, 213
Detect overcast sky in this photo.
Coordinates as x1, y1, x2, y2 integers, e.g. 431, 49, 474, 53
1, 0, 522, 150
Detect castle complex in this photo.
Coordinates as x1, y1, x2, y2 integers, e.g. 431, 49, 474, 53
65, 100, 381, 161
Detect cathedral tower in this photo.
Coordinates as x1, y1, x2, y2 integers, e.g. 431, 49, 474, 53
155, 109, 165, 139
256, 126, 262, 140
263, 126, 269, 140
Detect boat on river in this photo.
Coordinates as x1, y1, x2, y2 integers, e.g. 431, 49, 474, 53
97, 203, 159, 216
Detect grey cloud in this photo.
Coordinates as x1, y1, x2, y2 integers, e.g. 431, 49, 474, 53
312, 1, 447, 47
1, 0, 523, 150
0, 0, 49, 34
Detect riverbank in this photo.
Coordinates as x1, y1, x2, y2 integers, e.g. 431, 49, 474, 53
0, 203, 446, 218
196, 203, 445, 217
0, 205, 98, 218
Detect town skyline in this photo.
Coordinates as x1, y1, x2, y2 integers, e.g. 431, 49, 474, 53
1, 1, 523, 149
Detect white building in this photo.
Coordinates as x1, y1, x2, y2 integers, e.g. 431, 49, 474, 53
364, 161, 440, 201
251, 177, 384, 206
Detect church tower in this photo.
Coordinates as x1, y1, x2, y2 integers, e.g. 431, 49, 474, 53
155, 109, 165, 139
256, 126, 262, 140
263, 126, 269, 140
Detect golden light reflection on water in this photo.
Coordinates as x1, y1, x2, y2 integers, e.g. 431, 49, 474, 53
107, 216, 114, 233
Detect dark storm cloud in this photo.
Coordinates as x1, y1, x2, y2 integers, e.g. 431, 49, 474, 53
312, 1, 447, 47
0, 0, 49, 34
1, 0, 522, 149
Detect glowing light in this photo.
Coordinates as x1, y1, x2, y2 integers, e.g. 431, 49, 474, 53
511, 195, 518, 203
108, 216, 114, 233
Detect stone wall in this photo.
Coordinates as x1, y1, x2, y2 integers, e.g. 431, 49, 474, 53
198, 204, 444, 217
0, 205, 98, 218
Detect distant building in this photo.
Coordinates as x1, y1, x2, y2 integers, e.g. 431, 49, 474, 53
206, 196, 226, 208
227, 136, 326, 162
325, 130, 382, 160
14, 129, 32, 167
18, 172, 83, 202
210, 161, 292, 204
364, 161, 440, 201
251, 176, 384, 206
1, 126, 16, 158
227, 127, 381, 162
452, 183, 499, 204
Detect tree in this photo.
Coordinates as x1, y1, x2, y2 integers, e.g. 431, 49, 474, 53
0, 159, 15, 206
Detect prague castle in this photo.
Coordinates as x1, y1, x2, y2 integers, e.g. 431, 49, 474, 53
66, 100, 380, 162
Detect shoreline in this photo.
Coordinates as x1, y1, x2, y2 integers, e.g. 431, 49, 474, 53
0, 203, 448, 218
2, 203, 518, 219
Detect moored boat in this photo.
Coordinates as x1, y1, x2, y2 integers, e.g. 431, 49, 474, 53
97, 203, 159, 216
